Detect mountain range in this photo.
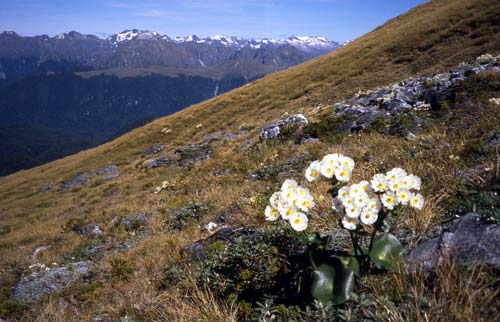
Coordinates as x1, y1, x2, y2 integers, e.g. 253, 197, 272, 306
0, 30, 340, 175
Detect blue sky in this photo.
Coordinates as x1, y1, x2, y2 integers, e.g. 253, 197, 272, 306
0, 0, 427, 42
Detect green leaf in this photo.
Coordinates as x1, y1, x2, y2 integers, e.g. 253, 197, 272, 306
332, 259, 356, 304
311, 263, 335, 305
311, 258, 357, 305
369, 233, 403, 271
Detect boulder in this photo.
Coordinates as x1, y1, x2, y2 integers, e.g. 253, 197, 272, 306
59, 173, 88, 191
13, 261, 96, 303
259, 114, 308, 140
406, 213, 500, 272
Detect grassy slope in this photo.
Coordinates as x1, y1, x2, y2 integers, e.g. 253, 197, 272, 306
0, 0, 500, 320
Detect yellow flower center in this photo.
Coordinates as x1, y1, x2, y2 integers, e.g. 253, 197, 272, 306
377, 183, 384, 189
294, 218, 301, 225
311, 170, 317, 177
326, 167, 333, 173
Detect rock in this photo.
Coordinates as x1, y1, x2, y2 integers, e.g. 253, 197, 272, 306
484, 130, 500, 147
78, 224, 103, 236
142, 144, 165, 156
120, 213, 148, 231
175, 143, 211, 166
406, 213, 500, 272
94, 164, 119, 180
142, 155, 174, 169
300, 137, 320, 144
13, 261, 96, 303
259, 114, 308, 140
182, 227, 255, 260
41, 183, 55, 193
59, 173, 88, 191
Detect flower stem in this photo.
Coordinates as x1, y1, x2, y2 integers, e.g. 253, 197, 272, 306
308, 249, 318, 270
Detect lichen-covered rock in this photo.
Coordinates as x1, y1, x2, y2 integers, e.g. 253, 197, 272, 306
259, 114, 308, 140
13, 261, 96, 303
59, 173, 88, 191
406, 213, 500, 272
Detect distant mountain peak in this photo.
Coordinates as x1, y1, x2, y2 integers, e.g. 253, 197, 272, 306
108, 29, 161, 45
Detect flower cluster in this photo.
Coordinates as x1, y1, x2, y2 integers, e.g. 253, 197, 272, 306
305, 153, 355, 182
265, 179, 315, 231
154, 180, 171, 194
333, 168, 424, 230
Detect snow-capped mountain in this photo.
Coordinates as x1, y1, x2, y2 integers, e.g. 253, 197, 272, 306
172, 34, 340, 53
0, 29, 342, 79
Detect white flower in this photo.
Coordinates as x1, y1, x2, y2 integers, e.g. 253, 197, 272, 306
281, 189, 297, 204
205, 222, 218, 233
366, 198, 381, 212
335, 166, 352, 182
281, 179, 298, 192
337, 186, 350, 202
345, 206, 361, 218
381, 191, 397, 210
388, 178, 402, 192
410, 193, 425, 210
339, 156, 355, 170
371, 173, 388, 192
342, 216, 359, 230
397, 188, 411, 205
320, 162, 335, 178
360, 208, 378, 225
407, 174, 421, 190
400, 176, 412, 189
269, 192, 282, 208
354, 192, 369, 208
386, 168, 407, 182
290, 212, 309, 231
305, 160, 321, 182
359, 180, 371, 193
298, 196, 315, 212
342, 196, 355, 208
278, 203, 298, 220
349, 184, 364, 196
265, 205, 280, 221
322, 153, 340, 167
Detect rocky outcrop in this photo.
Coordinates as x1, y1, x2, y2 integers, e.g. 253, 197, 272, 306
13, 261, 96, 303
142, 144, 165, 156
50, 164, 119, 191
331, 58, 499, 133
259, 114, 308, 140
405, 213, 500, 272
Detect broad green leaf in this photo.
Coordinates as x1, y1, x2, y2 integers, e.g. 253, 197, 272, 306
369, 233, 403, 271
311, 263, 335, 305
332, 258, 356, 304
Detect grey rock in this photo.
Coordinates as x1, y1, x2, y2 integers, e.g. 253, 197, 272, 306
175, 143, 211, 166
182, 227, 255, 260
120, 213, 148, 231
13, 261, 95, 303
406, 213, 500, 272
59, 173, 88, 191
41, 183, 55, 193
142, 155, 174, 169
78, 224, 103, 236
142, 144, 165, 156
300, 137, 320, 144
259, 114, 308, 140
